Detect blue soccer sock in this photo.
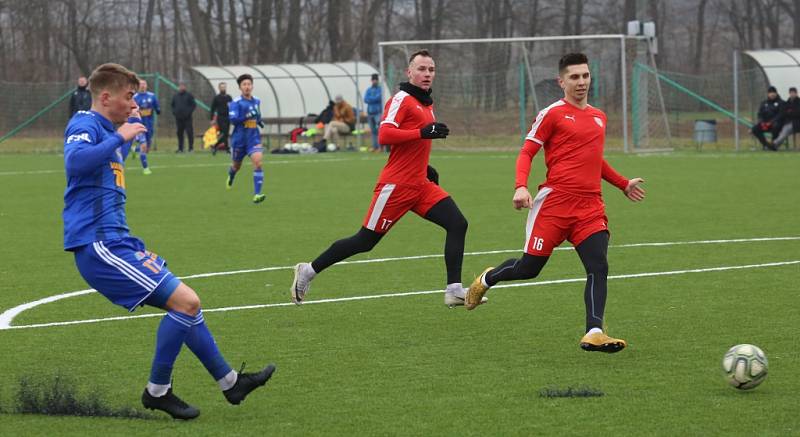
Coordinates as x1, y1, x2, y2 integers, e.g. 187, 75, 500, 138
228, 166, 237, 182
253, 169, 264, 195
140, 152, 148, 169
183, 310, 234, 387
149, 311, 193, 388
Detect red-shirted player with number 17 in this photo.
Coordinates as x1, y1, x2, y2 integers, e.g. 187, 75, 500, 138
465, 53, 646, 353
291, 49, 484, 308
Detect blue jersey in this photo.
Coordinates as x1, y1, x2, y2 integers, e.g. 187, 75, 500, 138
133, 91, 160, 126
229, 96, 262, 147
63, 111, 137, 250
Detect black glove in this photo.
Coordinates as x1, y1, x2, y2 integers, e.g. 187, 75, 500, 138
420, 122, 449, 139
426, 165, 439, 185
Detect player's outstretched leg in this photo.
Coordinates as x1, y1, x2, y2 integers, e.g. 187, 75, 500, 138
423, 197, 472, 307
465, 254, 548, 310
575, 231, 626, 353
142, 304, 200, 419
291, 228, 383, 304
223, 364, 277, 405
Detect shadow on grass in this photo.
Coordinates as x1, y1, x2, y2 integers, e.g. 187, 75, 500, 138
539, 386, 605, 398
0, 374, 159, 420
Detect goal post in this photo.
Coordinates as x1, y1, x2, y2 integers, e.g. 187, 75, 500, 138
378, 34, 670, 152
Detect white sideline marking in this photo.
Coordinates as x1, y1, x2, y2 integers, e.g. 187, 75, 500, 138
2, 259, 798, 331
0, 236, 798, 330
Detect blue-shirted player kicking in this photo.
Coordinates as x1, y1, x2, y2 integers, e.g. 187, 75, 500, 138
132, 79, 160, 175
63, 63, 275, 420
226, 74, 266, 203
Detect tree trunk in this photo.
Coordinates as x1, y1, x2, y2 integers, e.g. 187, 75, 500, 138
172, 0, 181, 77
156, 0, 168, 75
142, 0, 156, 71
256, 0, 273, 62
693, 0, 708, 73
383, 0, 395, 42
623, 0, 636, 31
187, 0, 213, 64
359, 0, 384, 63
327, 0, 341, 61
415, 0, 432, 40
285, 0, 306, 61
528, 0, 540, 36
216, 0, 227, 64
228, 0, 240, 63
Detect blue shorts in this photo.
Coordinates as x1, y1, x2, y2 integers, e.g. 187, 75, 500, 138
231, 130, 262, 162
73, 237, 181, 312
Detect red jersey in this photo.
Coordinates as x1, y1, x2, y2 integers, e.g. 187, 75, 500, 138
376, 90, 435, 185
516, 99, 628, 196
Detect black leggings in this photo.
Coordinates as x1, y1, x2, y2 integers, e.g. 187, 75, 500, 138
311, 197, 468, 285
485, 231, 610, 331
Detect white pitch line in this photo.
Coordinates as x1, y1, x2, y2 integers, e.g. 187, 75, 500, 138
0, 236, 798, 329
3, 259, 798, 331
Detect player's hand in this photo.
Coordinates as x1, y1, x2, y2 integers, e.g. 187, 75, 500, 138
420, 122, 449, 139
117, 122, 147, 142
624, 178, 646, 202
513, 187, 533, 210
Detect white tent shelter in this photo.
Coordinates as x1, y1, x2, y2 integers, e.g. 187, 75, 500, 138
191, 62, 388, 134
742, 49, 800, 96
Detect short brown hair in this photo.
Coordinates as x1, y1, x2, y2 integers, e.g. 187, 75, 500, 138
408, 49, 433, 65
88, 63, 139, 98
558, 53, 589, 74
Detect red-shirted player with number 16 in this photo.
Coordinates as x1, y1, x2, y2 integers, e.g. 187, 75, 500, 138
465, 53, 646, 353
291, 49, 483, 308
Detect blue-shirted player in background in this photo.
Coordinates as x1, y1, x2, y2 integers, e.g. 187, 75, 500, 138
226, 74, 266, 204
63, 63, 275, 420
132, 79, 160, 175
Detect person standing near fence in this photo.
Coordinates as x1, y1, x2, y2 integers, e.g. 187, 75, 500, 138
209, 82, 232, 155
364, 73, 385, 152
132, 79, 161, 174
171, 82, 196, 153
69, 76, 92, 117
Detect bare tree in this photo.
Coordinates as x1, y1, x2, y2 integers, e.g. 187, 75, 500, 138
693, 0, 708, 73
228, 0, 240, 63
187, 0, 213, 64
328, 0, 342, 60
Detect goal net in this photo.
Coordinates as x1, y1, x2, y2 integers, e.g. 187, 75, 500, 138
378, 35, 671, 152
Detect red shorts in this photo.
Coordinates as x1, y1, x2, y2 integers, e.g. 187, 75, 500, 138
524, 187, 609, 256
362, 181, 450, 234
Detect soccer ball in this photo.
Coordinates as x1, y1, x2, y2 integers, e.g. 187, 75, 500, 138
721, 344, 768, 390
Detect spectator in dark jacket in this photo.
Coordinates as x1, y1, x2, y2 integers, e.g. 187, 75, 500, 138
69, 76, 92, 117
171, 82, 197, 152
751, 86, 783, 151
209, 82, 233, 154
773, 87, 800, 149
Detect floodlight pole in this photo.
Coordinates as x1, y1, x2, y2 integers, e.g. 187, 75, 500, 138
621, 36, 629, 153
733, 50, 740, 152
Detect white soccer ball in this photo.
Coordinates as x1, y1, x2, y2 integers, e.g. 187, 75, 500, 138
721, 344, 768, 390
326, 143, 338, 152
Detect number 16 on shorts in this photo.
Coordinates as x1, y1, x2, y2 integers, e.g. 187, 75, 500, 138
531, 237, 544, 251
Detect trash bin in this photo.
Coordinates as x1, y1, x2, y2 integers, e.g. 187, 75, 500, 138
694, 119, 717, 144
